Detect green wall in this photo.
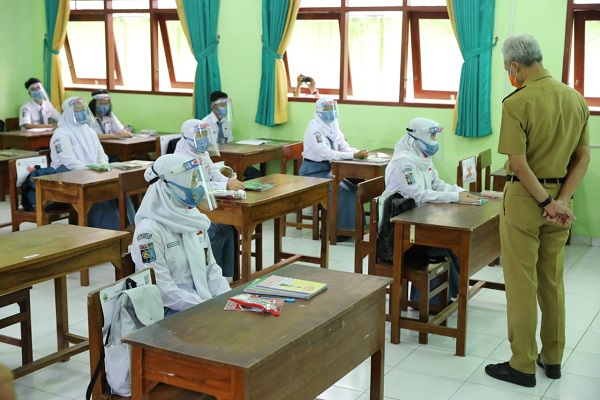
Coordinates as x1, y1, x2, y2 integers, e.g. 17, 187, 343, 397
1, 0, 598, 238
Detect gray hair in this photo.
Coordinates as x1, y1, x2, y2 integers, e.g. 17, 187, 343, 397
502, 34, 543, 66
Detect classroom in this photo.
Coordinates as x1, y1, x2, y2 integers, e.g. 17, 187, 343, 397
1, 0, 599, 399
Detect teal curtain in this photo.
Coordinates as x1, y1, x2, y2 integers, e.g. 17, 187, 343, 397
255, 0, 290, 127
451, 0, 496, 138
180, 0, 222, 118
44, 0, 60, 99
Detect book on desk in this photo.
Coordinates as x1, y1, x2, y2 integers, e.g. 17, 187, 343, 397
244, 275, 328, 299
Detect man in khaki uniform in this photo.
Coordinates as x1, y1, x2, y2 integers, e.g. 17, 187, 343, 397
485, 34, 590, 388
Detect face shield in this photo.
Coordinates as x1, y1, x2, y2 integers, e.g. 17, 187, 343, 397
68, 97, 98, 128
92, 93, 111, 116
317, 99, 339, 124
28, 82, 50, 103
407, 125, 443, 156
182, 122, 220, 156
211, 98, 233, 123
156, 157, 217, 210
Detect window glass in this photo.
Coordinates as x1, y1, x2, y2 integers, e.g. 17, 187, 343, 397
287, 19, 341, 92
70, 1, 104, 10
113, 13, 151, 91
407, 0, 447, 5
347, 11, 402, 101
63, 21, 106, 85
158, 20, 196, 91
156, 0, 177, 8
574, 0, 600, 3
418, 18, 461, 94
110, 0, 150, 10
583, 20, 600, 96
299, 0, 341, 7
348, 0, 403, 6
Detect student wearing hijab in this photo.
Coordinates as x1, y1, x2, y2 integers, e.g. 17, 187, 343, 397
49, 97, 122, 230
174, 119, 244, 278
88, 90, 133, 140
19, 77, 61, 130
132, 154, 231, 316
383, 117, 481, 305
299, 97, 369, 241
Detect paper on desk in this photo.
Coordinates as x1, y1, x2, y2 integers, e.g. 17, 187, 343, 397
25, 128, 52, 132
458, 198, 488, 206
236, 139, 268, 145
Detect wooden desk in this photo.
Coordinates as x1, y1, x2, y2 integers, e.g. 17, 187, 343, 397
0, 129, 54, 151
100, 135, 156, 161
0, 224, 129, 378
204, 174, 330, 284
0, 149, 39, 205
214, 140, 302, 180
390, 201, 503, 355
491, 167, 505, 192
330, 148, 393, 245
124, 264, 392, 400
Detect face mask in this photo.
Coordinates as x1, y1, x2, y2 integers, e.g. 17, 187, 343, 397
216, 107, 228, 118
74, 110, 88, 124
318, 110, 337, 124
408, 133, 439, 156
195, 137, 210, 152
96, 105, 109, 115
165, 181, 205, 207
508, 64, 521, 89
31, 90, 44, 101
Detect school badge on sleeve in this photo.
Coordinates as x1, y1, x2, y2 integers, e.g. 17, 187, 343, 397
139, 243, 156, 263
314, 132, 323, 143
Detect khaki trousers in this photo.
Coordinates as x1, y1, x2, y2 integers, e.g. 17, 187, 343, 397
500, 181, 571, 374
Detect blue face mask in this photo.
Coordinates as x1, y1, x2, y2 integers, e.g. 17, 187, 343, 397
216, 107, 228, 118
408, 133, 439, 156
195, 137, 210, 152
318, 110, 337, 123
74, 110, 88, 124
96, 105, 109, 115
165, 181, 205, 207
31, 90, 44, 101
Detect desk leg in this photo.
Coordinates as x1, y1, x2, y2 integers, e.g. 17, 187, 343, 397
370, 347, 384, 400
255, 223, 263, 271
130, 347, 151, 400
76, 195, 91, 287
320, 201, 329, 269
35, 183, 50, 226
54, 276, 70, 360
241, 223, 257, 283
455, 236, 470, 357
390, 225, 405, 345
274, 216, 283, 264
330, 164, 339, 245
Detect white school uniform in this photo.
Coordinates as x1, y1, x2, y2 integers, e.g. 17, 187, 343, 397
19, 100, 61, 130
92, 113, 125, 135
202, 112, 233, 144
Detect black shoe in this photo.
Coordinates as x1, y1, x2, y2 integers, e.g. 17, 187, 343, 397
536, 354, 561, 379
336, 235, 351, 242
485, 362, 536, 387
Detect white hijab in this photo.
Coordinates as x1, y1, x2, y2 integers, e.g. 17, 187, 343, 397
174, 119, 201, 159
56, 97, 104, 165
386, 131, 433, 178
308, 97, 342, 142
136, 154, 213, 299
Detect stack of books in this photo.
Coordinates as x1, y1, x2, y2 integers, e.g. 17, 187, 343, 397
244, 275, 328, 299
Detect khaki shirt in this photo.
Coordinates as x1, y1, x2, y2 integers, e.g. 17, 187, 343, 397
498, 68, 589, 178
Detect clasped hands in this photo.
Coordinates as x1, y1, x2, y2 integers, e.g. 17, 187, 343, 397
543, 198, 575, 227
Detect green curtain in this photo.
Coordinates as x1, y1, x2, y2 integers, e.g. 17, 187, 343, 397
255, 0, 293, 127
176, 0, 222, 118
447, 0, 496, 138
44, 0, 70, 110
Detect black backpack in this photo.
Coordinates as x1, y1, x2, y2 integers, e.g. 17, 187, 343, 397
377, 193, 417, 263
21, 165, 58, 211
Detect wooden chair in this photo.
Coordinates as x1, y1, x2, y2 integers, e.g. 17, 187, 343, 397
0, 287, 33, 367
155, 134, 181, 158
118, 168, 150, 242
8, 155, 76, 232
4, 117, 19, 131
87, 266, 214, 400
367, 194, 451, 344
354, 176, 385, 274
476, 148, 492, 192
279, 142, 319, 240
456, 155, 478, 191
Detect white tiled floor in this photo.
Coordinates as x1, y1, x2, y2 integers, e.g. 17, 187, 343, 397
1, 200, 599, 400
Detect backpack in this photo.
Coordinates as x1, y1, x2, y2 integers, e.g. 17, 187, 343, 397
21, 165, 58, 211
376, 193, 418, 263
86, 277, 164, 398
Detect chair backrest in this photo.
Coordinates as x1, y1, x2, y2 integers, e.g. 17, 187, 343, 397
456, 155, 477, 191
280, 142, 304, 174
354, 176, 385, 273
118, 168, 150, 232
155, 133, 181, 157
5, 117, 19, 131
477, 148, 492, 192
87, 266, 154, 400
8, 156, 49, 217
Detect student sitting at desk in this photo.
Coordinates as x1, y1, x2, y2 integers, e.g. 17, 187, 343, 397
49, 97, 124, 230
132, 154, 231, 317
88, 90, 133, 140
19, 77, 61, 130
299, 97, 369, 241
383, 117, 481, 306
202, 90, 261, 180
174, 118, 244, 279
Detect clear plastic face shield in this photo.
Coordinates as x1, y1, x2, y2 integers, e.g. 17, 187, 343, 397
92, 93, 111, 116
317, 100, 339, 124
68, 97, 98, 127
183, 122, 220, 156
28, 82, 50, 103
407, 125, 443, 156
156, 157, 217, 210
211, 98, 233, 123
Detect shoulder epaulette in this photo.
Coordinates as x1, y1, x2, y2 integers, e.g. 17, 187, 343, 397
502, 86, 526, 103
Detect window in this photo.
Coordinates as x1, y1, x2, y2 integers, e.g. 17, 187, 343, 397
285, 0, 462, 106
62, 0, 194, 94
564, 0, 600, 108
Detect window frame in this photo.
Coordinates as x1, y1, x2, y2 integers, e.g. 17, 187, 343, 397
286, 2, 456, 107
64, 3, 192, 96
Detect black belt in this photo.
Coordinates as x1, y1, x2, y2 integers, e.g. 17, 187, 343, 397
506, 175, 565, 185
304, 158, 329, 164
